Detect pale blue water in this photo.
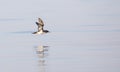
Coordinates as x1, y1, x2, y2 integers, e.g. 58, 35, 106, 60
0, 0, 120, 72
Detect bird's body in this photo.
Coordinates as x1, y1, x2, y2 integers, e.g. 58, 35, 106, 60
33, 18, 49, 34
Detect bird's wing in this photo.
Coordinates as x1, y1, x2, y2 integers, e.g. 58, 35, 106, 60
36, 22, 40, 26
38, 18, 44, 26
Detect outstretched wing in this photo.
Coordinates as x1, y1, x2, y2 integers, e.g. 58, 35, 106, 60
35, 18, 45, 32
38, 18, 44, 26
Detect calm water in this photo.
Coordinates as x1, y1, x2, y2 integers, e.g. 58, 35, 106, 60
0, 0, 120, 72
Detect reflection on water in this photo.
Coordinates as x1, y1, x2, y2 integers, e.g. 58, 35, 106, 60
34, 45, 49, 72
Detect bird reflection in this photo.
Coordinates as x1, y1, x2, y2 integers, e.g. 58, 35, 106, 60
34, 45, 49, 72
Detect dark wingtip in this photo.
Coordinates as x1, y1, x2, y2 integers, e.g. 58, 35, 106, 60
32, 32, 37, 34
35, 22, 39, 25
44, 30, 49, 33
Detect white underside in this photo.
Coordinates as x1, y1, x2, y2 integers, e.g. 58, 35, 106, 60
36, 30, 44, 34
37, 32, 43, 34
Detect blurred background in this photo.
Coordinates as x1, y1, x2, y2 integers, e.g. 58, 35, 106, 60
0, 0, 120, 72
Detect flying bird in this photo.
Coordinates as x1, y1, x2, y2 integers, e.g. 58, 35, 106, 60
33, 18, 49, 34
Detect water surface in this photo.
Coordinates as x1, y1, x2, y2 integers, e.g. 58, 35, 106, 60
0, 0, 120, 72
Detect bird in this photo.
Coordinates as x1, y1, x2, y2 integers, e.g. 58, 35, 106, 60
33, 18, 49, 34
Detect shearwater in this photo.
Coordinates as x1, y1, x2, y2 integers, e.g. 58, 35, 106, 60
33, 18, 49, 34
